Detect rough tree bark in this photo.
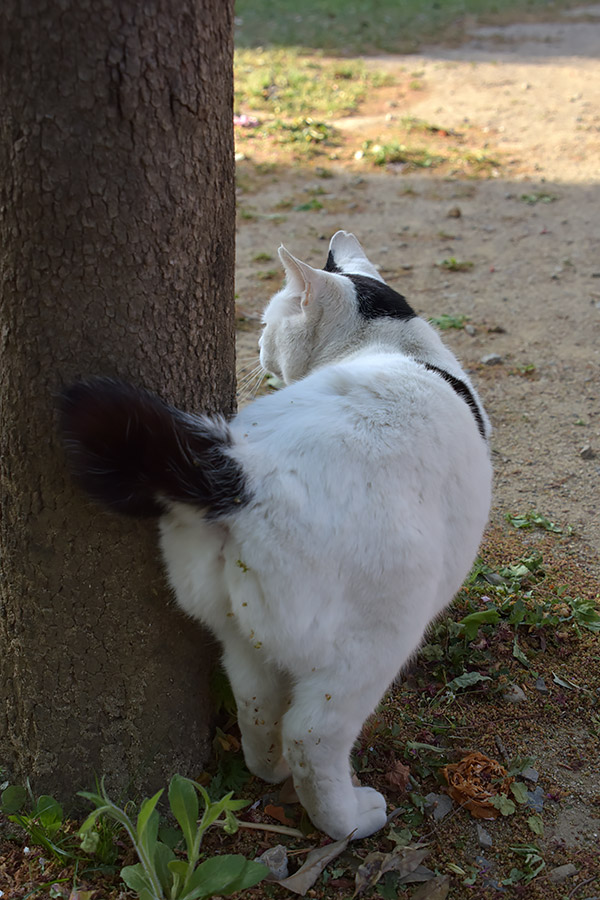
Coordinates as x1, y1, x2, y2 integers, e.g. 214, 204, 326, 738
0, 0, 235, 798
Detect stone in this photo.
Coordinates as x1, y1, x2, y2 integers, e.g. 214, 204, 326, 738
476, 824, 493, 849
580, 444, 596, 460
256, 844, 289, 881
522, 767, 539, 784
535, 676, 548, 693
502, 682, 526, 704
481, 353, 503, 366
527, 785, 545, 813
548, 863, 578, 883
424, 791, 454, 821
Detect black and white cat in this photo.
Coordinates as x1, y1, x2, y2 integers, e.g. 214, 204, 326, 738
61, 231, 492, 840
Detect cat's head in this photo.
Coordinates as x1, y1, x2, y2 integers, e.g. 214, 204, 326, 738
259, 231, 416, 383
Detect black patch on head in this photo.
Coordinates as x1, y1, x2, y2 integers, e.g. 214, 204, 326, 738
324, 250, 416, 320
423, 364, 487, 440
347, 274, 416, 321
324, 250, 341, 273
60, 377, 251, 519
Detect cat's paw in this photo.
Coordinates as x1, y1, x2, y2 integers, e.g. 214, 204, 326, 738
352, 786, 388, 839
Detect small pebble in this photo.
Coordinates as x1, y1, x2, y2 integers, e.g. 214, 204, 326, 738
476, 824, 493, 849
580, 444, 596, 459
481, 353, 503, 366
503, 682, 526, 704
465, 324, 477, 336
535, 676, 548, 693
548, 863, 578, 883
527, 785, 545, 812
256, 844, 289, 881
424, 791, 454, 821
447, 206, 462, 218
522, 767, 539, 784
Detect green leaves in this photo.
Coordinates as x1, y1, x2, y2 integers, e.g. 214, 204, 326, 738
169, 775, 198, 858
1, 784, 27, 814
79, 776, 268, 900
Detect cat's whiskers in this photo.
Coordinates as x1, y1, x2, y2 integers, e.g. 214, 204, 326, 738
237, 361, 266, 405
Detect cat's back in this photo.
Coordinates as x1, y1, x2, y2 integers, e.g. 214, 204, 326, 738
232, 348, 483, 464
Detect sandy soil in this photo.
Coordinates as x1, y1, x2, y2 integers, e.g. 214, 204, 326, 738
234, 4, 600, 579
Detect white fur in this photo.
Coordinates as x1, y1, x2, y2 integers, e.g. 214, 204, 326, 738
159, 232, 492, 840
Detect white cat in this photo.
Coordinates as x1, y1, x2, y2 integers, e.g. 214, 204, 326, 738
61, 231, 492, 841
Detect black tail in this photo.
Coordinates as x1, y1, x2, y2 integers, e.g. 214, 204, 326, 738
59, 378, 249, 517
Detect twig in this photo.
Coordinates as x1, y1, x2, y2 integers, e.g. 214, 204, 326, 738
568, 875, 598, 898
217, 819, 306, 838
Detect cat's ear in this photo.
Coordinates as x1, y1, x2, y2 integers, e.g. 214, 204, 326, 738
328, 230, 384, 283
278, 245, 331, 309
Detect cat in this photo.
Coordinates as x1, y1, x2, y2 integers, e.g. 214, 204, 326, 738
60, 230, 492, 841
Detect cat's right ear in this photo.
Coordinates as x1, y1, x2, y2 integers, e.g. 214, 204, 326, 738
278, 246, 329, 309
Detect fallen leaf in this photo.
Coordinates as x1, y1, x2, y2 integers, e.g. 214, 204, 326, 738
411, 874, 451, 899
276, 835, 350, 895
264, 804, 297, 827
385, 760, 411, 794
443, 752, 514, 819
354, 845, 429, 895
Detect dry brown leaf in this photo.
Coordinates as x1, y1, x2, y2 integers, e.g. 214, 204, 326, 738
385, 760, 411, 794
354, 845, 429, 895
411, 874, 451, 899
443, 751, 514, 819
276, 835, 350, 895
264, 803, 297, 827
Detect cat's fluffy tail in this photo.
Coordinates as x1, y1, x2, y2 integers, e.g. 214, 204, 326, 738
59, 378, 248, 517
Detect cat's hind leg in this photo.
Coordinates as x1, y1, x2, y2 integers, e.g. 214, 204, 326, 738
282, 667, 390, 840
220, 631, 292, 784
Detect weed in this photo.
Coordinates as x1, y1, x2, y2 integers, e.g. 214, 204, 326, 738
251, 252, 273, 262
505, 510, 571, 534
362, 140, 444, 169
255, 269, 278, 280
234, 49, 392, 119
520, 192, 558, 204
503, 844, 545, 884
266, 117, 336, 146
437, 257, 474, 272
293, 198, 324, 212
79, 775, 268, 900
429, 313, 468, 330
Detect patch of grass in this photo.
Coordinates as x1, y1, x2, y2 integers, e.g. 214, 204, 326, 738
251, 252, 274, 263
234, 49, 393, 119
520, 191, 558, 204
235, 0, 579, 54
437, 256, 474, 272
293, 197, 324, 211
429, 313, 469, 330
361, 140, 444, 170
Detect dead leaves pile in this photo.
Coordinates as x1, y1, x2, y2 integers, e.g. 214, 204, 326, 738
443, 751, 514, 819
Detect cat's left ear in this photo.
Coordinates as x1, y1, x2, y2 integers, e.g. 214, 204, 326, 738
328, 231, 384, 283
278, 246, 331, 309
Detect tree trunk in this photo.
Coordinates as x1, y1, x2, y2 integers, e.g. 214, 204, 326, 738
0, 0, 235, 799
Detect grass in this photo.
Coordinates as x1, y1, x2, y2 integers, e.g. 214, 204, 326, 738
234, 50, 393, 119
235, 0, 579, 54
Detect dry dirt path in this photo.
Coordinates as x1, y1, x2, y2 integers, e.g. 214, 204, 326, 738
235, 4, 600, 578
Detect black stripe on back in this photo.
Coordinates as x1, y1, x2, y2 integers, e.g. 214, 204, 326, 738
423, 363, 487, 440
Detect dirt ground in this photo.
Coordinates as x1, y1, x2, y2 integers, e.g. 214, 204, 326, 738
233, 2, 600, 877
235, 3, 600, 575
